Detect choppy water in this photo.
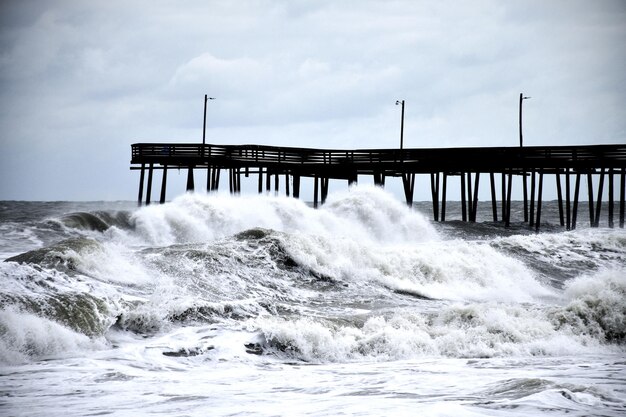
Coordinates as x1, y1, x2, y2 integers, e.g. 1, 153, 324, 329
1, 186, 625, 416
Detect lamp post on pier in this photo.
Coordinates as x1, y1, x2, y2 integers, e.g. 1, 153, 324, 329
203, 95, 216, 146
519, 93, 531, 147
396, 99, 405, 149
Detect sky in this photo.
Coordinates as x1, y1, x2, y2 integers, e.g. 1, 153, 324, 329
0, 0, 625, 201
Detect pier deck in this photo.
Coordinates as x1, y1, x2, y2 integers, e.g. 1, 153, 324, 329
131, 143, 626, 229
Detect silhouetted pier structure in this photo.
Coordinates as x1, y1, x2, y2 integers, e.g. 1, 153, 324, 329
131, 143, 626, 229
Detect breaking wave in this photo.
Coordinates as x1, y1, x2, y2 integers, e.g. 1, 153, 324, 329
1, 187, 625, 365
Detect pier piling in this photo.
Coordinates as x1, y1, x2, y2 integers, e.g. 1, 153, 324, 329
572, 173, 581, 230
535, 170, 544, 231
160, 166, 167, 204
619, 168, 626, 228
186, 166, 194, 192
595, 169, 605, 227
489, 172, 497, 222
146, 163, 154, 206
137, 163, 145, 207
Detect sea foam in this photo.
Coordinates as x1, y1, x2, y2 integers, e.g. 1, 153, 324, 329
130, 186, 439, 246
0, 308, 107, 365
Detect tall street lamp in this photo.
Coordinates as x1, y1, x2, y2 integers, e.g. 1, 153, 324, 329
203, 95, 216, 146
519, 93, 531, 147
396, 99, 405, 149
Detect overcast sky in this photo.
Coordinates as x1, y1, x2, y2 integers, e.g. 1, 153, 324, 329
1, 0, 624, 201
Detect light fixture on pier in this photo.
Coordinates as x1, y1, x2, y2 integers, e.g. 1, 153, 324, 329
203, 95, 216, 146
396, 99, 405, 149
519, 93, 531, 147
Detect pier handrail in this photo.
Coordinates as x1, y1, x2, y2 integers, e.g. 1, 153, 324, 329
131, 142, 626, 172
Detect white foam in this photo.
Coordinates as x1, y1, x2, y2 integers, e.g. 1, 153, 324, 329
73, 240, 155, 286
554, 268, 626, 341
124, 187, 556, 303
252, 297, 621, 363
129, 186, 439, 246
492, 228, 626, 272
280, 232, 553, 302
0, 223, 44, 260
0, 308, 107, 365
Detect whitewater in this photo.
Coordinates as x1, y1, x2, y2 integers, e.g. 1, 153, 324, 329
1, 186, 625, 416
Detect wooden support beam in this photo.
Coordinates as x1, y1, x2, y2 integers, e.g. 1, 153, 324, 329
321, 178, 329, 204
501, 172, 506, 222
594, 168, 605, 227
214, 169, 221, 191
536, 170, 544, 231
430, 173, 439, 221
258, 167, 263, 193
472, 173, 480, 222
374, 172, 384, 187
313, 175, 319, 208
572, 173, 581, 230
402, 173, 415, 207
467, 172, 473, 222
137, 163, 145, 206
374, 172, 383, 186
461, 173, 467, 222
160, 165, 168, 204
556, 172, 564, 227
565, 169, 571, 230
619, 168, 626, 229
293, 175, 301, 199
490, 172, 497, 222
236, 168, 241, 194
441, 173, 447, 222
505, 171, 513, 227
523, 170, 528, 223
529, 169, 536, 227
435, 172, 440, 221
285, 174, 290, 197
608, 169, 614, 228
274, 170, 280, 195
186, 166, 195, 192
146, 163, 154, 205
587, 173, 595, 227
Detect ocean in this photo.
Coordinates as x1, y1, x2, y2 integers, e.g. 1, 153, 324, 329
1, 186, 625, 416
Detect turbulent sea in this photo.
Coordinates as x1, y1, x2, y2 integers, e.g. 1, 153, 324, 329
1, 186, 625, 416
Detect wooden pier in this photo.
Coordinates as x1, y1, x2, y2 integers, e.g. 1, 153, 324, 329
131, 143, 626, 229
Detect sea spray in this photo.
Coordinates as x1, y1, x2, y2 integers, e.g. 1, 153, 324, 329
0, 308, 108, 365
130, 186, 438, 246
278, 232, 553, 302
250, 277, 623, 363
492, 229, 626, 281
552, 268, 626, 342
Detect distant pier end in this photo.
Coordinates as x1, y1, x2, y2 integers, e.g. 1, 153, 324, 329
131, 143, 626, 230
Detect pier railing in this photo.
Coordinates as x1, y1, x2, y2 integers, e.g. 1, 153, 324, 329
132, 143, 626, 172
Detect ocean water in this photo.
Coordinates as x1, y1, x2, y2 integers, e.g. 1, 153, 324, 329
1, 186, 625, 416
